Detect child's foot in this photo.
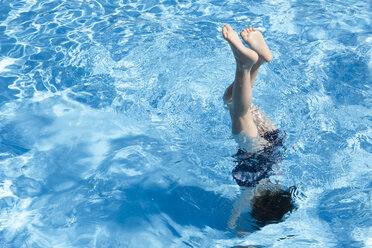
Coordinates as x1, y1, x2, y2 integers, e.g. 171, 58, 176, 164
222, 24, 258, 69
240, 27, 272, 62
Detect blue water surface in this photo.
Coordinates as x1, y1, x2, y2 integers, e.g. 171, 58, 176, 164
0, 0, 371, 247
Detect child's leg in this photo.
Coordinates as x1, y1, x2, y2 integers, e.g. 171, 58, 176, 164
223, 83, 233, 105
223, 59, 264, 106
223, 28, 272, 104
241, 27, 273, 88
240, 28, 278, 133
250, 57, 266, 88
222, 24, 259, 137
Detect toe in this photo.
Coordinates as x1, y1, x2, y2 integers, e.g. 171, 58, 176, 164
241, 29, 248, 37
222, 27, 228, 38
225, 24, 233, 31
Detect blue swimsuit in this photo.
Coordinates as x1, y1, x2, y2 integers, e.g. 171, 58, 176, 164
232, 129, 285, 187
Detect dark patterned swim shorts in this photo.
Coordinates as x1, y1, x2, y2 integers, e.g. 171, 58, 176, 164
232, 129, 285, 187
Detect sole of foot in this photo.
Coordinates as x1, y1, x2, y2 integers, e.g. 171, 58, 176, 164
222, 24, 258, 69
240, 27, 272, 62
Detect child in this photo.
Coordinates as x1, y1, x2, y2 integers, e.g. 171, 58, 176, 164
222, 24, 295, 230
222, 24, 276, 147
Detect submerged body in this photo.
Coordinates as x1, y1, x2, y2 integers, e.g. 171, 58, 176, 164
222, 24, 295, 231
232, 129, 285, 187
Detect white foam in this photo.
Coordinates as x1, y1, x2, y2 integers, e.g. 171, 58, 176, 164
0, 58, 17, 73
0, 180, 14, 198
352, 226, 372, 247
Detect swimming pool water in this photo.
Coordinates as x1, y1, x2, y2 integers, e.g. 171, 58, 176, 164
0, 0, 371, 247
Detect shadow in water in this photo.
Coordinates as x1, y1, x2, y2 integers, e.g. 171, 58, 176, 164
115, 183, 236, 231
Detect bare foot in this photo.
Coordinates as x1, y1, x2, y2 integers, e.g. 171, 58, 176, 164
222, 24, 258, 69
240, 27, 272, 62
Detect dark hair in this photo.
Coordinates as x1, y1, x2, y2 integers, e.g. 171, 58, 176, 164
251, 186, 296, 226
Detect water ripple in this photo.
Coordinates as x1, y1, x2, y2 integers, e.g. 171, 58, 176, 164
0, 0, 371, 247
